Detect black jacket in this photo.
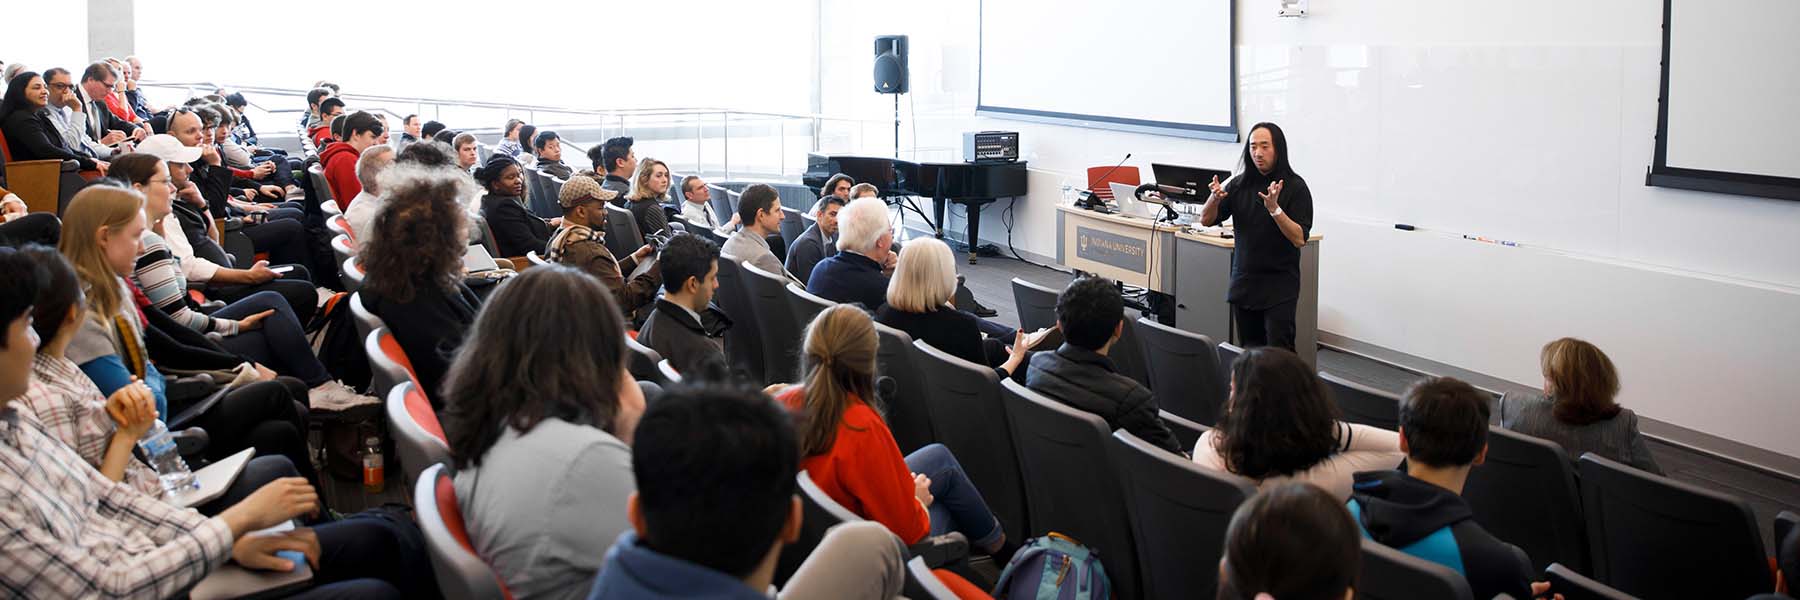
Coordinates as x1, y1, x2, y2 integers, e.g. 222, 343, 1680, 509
784, 223, 834, 286
627, 197, 671, 241
636, 298, 732, 376
1026, 343, 1184, 455
805, 251, 888, 310
1348, 470, 1535, 600
480, 193, 551, 258
363, 283, 482, 410
2, 108, 97, 170
875, 305, 1014, 378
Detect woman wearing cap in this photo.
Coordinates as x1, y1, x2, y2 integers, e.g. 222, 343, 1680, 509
547, 175, 660, 320
476, 155, 554, 259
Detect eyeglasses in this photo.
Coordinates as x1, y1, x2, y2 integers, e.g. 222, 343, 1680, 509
48, 83, 74, 91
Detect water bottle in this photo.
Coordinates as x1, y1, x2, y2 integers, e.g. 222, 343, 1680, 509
361, 435, 385, 494
1060, 180, 1076, 205
138, 420, 197, 495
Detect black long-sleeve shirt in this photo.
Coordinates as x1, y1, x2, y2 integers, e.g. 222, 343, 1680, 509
480, 193, 551, 258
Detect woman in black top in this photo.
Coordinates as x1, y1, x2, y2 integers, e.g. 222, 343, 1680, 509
361, 164, 484, 409
1198, 122, 1313, 351
0, 72, 103, 172
874, 238, 1029, 378
475, 155, 551, 258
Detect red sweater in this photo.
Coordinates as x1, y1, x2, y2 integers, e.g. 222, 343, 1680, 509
778, 387, 930, 543
319, 141, 362, 211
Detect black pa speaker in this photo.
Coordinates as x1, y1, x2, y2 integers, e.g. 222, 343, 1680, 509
873, 35, 909, 94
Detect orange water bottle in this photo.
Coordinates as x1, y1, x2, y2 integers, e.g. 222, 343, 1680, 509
362, 435, 385, 493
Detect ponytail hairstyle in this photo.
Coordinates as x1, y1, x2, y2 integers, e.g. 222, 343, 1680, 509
795, 304, 880, 457
1219, 482, 1360, 600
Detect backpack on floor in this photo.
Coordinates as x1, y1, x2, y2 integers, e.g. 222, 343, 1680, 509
308, 291, 370, 390
992, 532, 1111, 600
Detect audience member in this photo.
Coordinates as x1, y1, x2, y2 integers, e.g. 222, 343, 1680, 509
1192, 347, 1402, 499
303, 86, 334, 130
535, 130, 572, 178
1347, 376, 1538, 600
1, 71, 106, 173
453, 131, 479, 170
785, 195, 841, 285
1498, 337, 1661, 474
586, 383, 906, 599
43, 68, 122, 161
343, 145, 396, 242
309, 97, 345, 146
1026, 276, 1180, 453
637, 233, 731, 376
778, 305, 1010, 554
478, 155, 553, 258
515, 124, 539, 168
677, 174, 738, 234
321, 111, 384, 209
0, 186, 60, 247
548, 176, 658, 314
421, 119, 446, 141
1, 62, 26, 86
223, 92, 260, 146
595, 136, 636, 201
398, 114, 421, 146
78, 62, 146, 142
722, 183, 799, 284
444, 266, 645, 600
167, 109, 319, 304
811, 172, 853, 216
53, 189, 319, 485
0, 249, 418, 598
625, 157, 673, 241
434, 128, 457, 146
877, 238, 1029, 380
360, 164, 483, 408
494, 118, 525, 158
849, 182, 879, 199
806, 196, 893, 307
1219, 482, 1361, 600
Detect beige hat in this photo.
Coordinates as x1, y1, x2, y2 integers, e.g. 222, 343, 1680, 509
558, 175, 617, 208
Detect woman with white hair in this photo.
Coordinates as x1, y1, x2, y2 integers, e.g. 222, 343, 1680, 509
876, 237, 1030, 378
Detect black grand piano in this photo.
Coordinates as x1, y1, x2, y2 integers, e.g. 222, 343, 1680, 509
803, 154, 1028, 264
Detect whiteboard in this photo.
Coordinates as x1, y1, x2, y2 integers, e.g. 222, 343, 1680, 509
977, 0, 1236, 140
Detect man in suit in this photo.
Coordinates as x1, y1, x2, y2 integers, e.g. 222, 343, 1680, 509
42, 68, 122, 161
785, 195, 842, 286
78, 62, 146, 144
721, 183, 802, 286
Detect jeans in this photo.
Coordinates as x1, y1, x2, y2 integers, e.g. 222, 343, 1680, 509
1233, 298, 1297, 351
199, 455, 300, 516
214, 291, 331, 386
904, 443, 1004, 549
212, 264, 319, 324
241, 218, 312, 276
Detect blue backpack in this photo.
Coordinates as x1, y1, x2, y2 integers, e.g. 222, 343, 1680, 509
992, 532, 1111, 600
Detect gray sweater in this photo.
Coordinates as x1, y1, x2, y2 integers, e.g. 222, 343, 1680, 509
455, 420, 634, 600
1497, 391, 1662, 475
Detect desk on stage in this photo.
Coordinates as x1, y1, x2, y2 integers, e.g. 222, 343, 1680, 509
1056, 204, 1324, 367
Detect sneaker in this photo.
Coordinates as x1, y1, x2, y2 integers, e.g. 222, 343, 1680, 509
308, 380, 379, 411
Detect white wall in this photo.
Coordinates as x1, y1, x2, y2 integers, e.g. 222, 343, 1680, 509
1, 4, 91, 71
822, 0, 1800, 460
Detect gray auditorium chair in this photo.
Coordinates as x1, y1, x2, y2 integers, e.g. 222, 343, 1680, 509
656, 359, 682, 384
1158, 409, 1209, 452
340, 256, 364, 292
415, 463, 511, 600
1001, 379, 1140, 600
1111, 315, 1153, 390
786, 282, 835, 329
742, 262, 805, 385
1577, 453, 1771, 599
1543, 563, 1638, 600
1464, 427, 1587, 572
773, 471, 868, 587
1109, 429, 1255, 600
708, 185, 737, 226
1130, 317, 1231, 425
903, 557, 960, 600
1135, 317, 1228, 425
913, 340, 1029, 544
779, 206, 806, 248
1320, 371, 1400, 431
603, 203, 642, 260
624, 335, 668, 386
1357, 538, 1474, 600
1010, 277, 1062, 333
713, 255, 766, 384
525, 251, 550, 267
1217, 341, 1244, 373
348, 291, 384, 343
874, 322, 934, 454
330, 234, 356, 277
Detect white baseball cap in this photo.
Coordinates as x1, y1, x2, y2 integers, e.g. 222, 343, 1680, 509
134, 134, 202, 164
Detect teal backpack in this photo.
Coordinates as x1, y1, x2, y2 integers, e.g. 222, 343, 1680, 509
992, 532, 1111, 600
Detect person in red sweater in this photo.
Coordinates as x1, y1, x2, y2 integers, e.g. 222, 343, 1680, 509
307, 97, 344, 148
320, 110, 384, 211
776, 305, 1008, 556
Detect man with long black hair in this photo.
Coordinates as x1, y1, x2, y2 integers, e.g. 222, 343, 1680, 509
1199, 122, 1314, 351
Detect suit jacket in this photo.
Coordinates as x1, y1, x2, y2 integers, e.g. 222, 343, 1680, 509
806, 251, 888, 310
637, 298, 732, 376
722, 229, 801, 286
85, 99, 136, 141
2, 109, 97, 170
784, 223, 835, 286
481, 193, 551, 258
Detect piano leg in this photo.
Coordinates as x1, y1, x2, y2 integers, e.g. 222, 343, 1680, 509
932, 196, 947, 238
965, 200, 983, 264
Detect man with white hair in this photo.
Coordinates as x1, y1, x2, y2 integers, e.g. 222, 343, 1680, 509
804, 196, 896, 309
343, 145, 396, 244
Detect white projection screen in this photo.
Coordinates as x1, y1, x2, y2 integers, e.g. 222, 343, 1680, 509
1650, 0, 1800, 201
977, 0, 1236, 140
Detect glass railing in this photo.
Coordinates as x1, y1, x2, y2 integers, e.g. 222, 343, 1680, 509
135, 80, 914, 183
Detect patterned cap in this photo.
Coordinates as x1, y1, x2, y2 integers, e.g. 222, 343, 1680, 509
559, 175, 618, 208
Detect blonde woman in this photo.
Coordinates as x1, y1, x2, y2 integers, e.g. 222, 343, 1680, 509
875, 238, 1029, 379
624, 157, 672, 242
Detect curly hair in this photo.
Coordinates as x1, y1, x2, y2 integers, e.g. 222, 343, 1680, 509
1210, 347, 1341, 479
360, 164, 471, 303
